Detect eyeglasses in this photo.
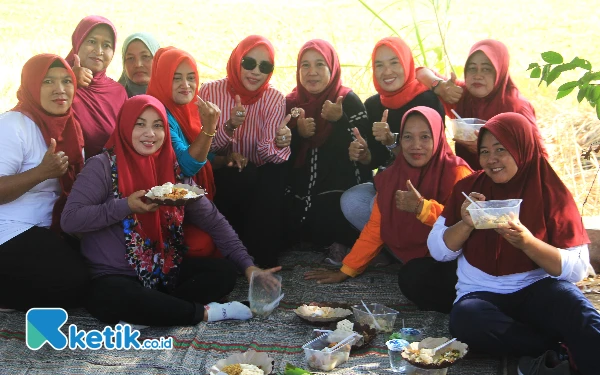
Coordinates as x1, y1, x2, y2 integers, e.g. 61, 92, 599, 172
241, 57, 274, 74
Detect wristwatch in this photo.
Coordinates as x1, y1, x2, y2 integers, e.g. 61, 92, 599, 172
386, 133, 399, 150
431, 79, 443, 93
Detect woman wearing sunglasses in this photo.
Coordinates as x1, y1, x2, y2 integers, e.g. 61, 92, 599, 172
198, 35, 291, 267
284, 39, 372, 262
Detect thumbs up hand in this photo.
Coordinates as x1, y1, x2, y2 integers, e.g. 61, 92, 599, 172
321, 96, 343, 122
38, 138, 69, 180
275, 114, 292, 148
372, 109, 396, 146
395, 179, 424, 214
297, 108, 316, 138
72, 55, 93, 88
229, 95, 246, 128
349, 127, 371, 165
435, 72, 463, 104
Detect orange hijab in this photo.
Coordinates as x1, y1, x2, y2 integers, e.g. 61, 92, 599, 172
12, 54, 84, 233
146, 47, 216, 198
225, 35, 275, 105
372, 37, 429, 109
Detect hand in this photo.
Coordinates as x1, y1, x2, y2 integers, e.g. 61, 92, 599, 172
453, 130, 480, 154
349, 127, 371, 165
395, 180, 423, 214
495, 217, 534, 250
229, 95, 246, 128
304, 268, 349, 284
275, 114, 292, 148
72, 55, 93, 88
226, 152, 248, 172
434, 72, 463, 104
321, 96, 343, 122
297, 108, 316, 138
460, 192, 485, 227
196, 96, 221, 133
245, 265, 282, 292
127, 190, 159, 214
37, 138, 69, 180
372, 110, 395, 146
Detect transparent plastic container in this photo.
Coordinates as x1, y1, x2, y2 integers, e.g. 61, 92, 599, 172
302, 332, 353, 371
451, 118, 486, 141
467, 199, 523, 229
351, 303, 399, 333
398, 328, 424, 343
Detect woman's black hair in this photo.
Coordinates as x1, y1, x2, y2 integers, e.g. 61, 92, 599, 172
49, 59, 66, 69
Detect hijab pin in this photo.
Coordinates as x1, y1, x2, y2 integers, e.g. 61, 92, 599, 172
290, 107, 300, 118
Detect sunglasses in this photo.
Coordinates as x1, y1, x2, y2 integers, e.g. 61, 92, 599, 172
241, 57, 274, 74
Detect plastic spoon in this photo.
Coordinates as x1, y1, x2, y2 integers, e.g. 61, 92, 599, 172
361, 300, 382, 331
328, 332, 359, 352
462, 191, 483, 209
431, 338, 457, 355
451, 109, 466, 123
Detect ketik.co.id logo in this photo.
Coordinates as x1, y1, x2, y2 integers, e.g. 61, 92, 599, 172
26, 308, 172, 350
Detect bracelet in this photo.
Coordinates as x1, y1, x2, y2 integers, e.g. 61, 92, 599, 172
202, 129, 216, 137
414, 196, 424, 215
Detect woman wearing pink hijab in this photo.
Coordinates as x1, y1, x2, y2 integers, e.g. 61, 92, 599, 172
66, 15, 128, 159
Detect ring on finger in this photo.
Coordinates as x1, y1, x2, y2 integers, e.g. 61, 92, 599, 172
236, 110, 245, 117
281, 135, 286, 142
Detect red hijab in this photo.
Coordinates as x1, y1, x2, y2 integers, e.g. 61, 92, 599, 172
453, 40, 543, 169
12, 54, 84, 233
286, 39, 352, 167
105, 95, 185, 283
372, 37, 429, 109
375, 106, 471, 262
146, 47, 216, 198
442, 112, 589, 276
225, 35, 275, 105
66, 15, 127, 158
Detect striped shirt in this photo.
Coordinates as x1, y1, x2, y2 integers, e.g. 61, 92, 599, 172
199, 78, 290, 166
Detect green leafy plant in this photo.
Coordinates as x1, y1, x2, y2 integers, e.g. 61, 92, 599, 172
528, 52, 600, 120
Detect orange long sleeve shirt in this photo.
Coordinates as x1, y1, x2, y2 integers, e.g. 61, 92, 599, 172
340, 165, 473, 277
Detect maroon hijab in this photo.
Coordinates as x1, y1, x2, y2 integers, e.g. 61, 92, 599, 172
442, 112, 589, 276
12, 54, 84, 233
286, 39, 352, 167
375, 106, 471, 262
66, 15, 127, 158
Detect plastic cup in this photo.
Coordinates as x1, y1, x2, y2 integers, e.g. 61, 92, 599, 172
398, 328, 424, 343
386, 339, 409, 373
248, 271, 282, 319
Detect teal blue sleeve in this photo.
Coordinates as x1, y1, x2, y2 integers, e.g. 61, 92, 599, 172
207, 151, 215, 163
168, 113, 206, 177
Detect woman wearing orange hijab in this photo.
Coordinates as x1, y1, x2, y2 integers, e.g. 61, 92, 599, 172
0, 54, 88, 311
146, 47, 221, 258
199, 35, 292, 267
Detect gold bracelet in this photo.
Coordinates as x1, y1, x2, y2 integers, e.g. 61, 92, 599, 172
202, 129, 216, 137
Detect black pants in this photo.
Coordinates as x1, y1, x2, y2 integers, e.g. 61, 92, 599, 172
0, 226, 89, 311
85, 257, 238, 326
397, 257, 457, 314
214, 162, 286, 267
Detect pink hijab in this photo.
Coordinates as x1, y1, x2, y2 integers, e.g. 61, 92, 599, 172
66, 15, 127, 158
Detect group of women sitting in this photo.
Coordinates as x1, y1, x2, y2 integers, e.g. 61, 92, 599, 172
0, 14, 598, 375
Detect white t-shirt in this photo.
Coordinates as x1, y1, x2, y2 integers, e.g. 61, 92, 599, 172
0, 111, 61, 245
428, 215, 591, 302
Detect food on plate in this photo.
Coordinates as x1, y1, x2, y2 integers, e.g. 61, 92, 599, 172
401, 337, 468, 368
294, 304, 352, 321
148, 182, 199, 200
220, 363, 265, 375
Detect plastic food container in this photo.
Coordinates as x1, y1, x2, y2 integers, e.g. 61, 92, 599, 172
302, 332, 354, 371
451, 118, 486, 141
351, 303, 399, 333
467, 199, 523, 229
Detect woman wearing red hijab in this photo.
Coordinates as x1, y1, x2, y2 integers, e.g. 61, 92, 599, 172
428, 113, 600, 374
0, 54, 88, 311
146, 47, 220, 258
199, 35, 292, 267
285, 39, 372, 258
61, 95, 279, 326
342, 37, 446, 235
306, 107, 472, 313
66, 15, 128, 159
417, 39, 543, 169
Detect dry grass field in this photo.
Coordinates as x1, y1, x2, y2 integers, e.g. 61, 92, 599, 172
1, 0, 599, 212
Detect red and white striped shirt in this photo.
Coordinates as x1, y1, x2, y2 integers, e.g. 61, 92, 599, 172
199, 78, 290, 166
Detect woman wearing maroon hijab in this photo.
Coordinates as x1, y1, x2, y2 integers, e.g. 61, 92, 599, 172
66, 15, 128, 159
417, 39, 543, 169
0, 54, 88, 311
285, 39, 372, 257
306, 107, 471, 313
428, 113, 600, 374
